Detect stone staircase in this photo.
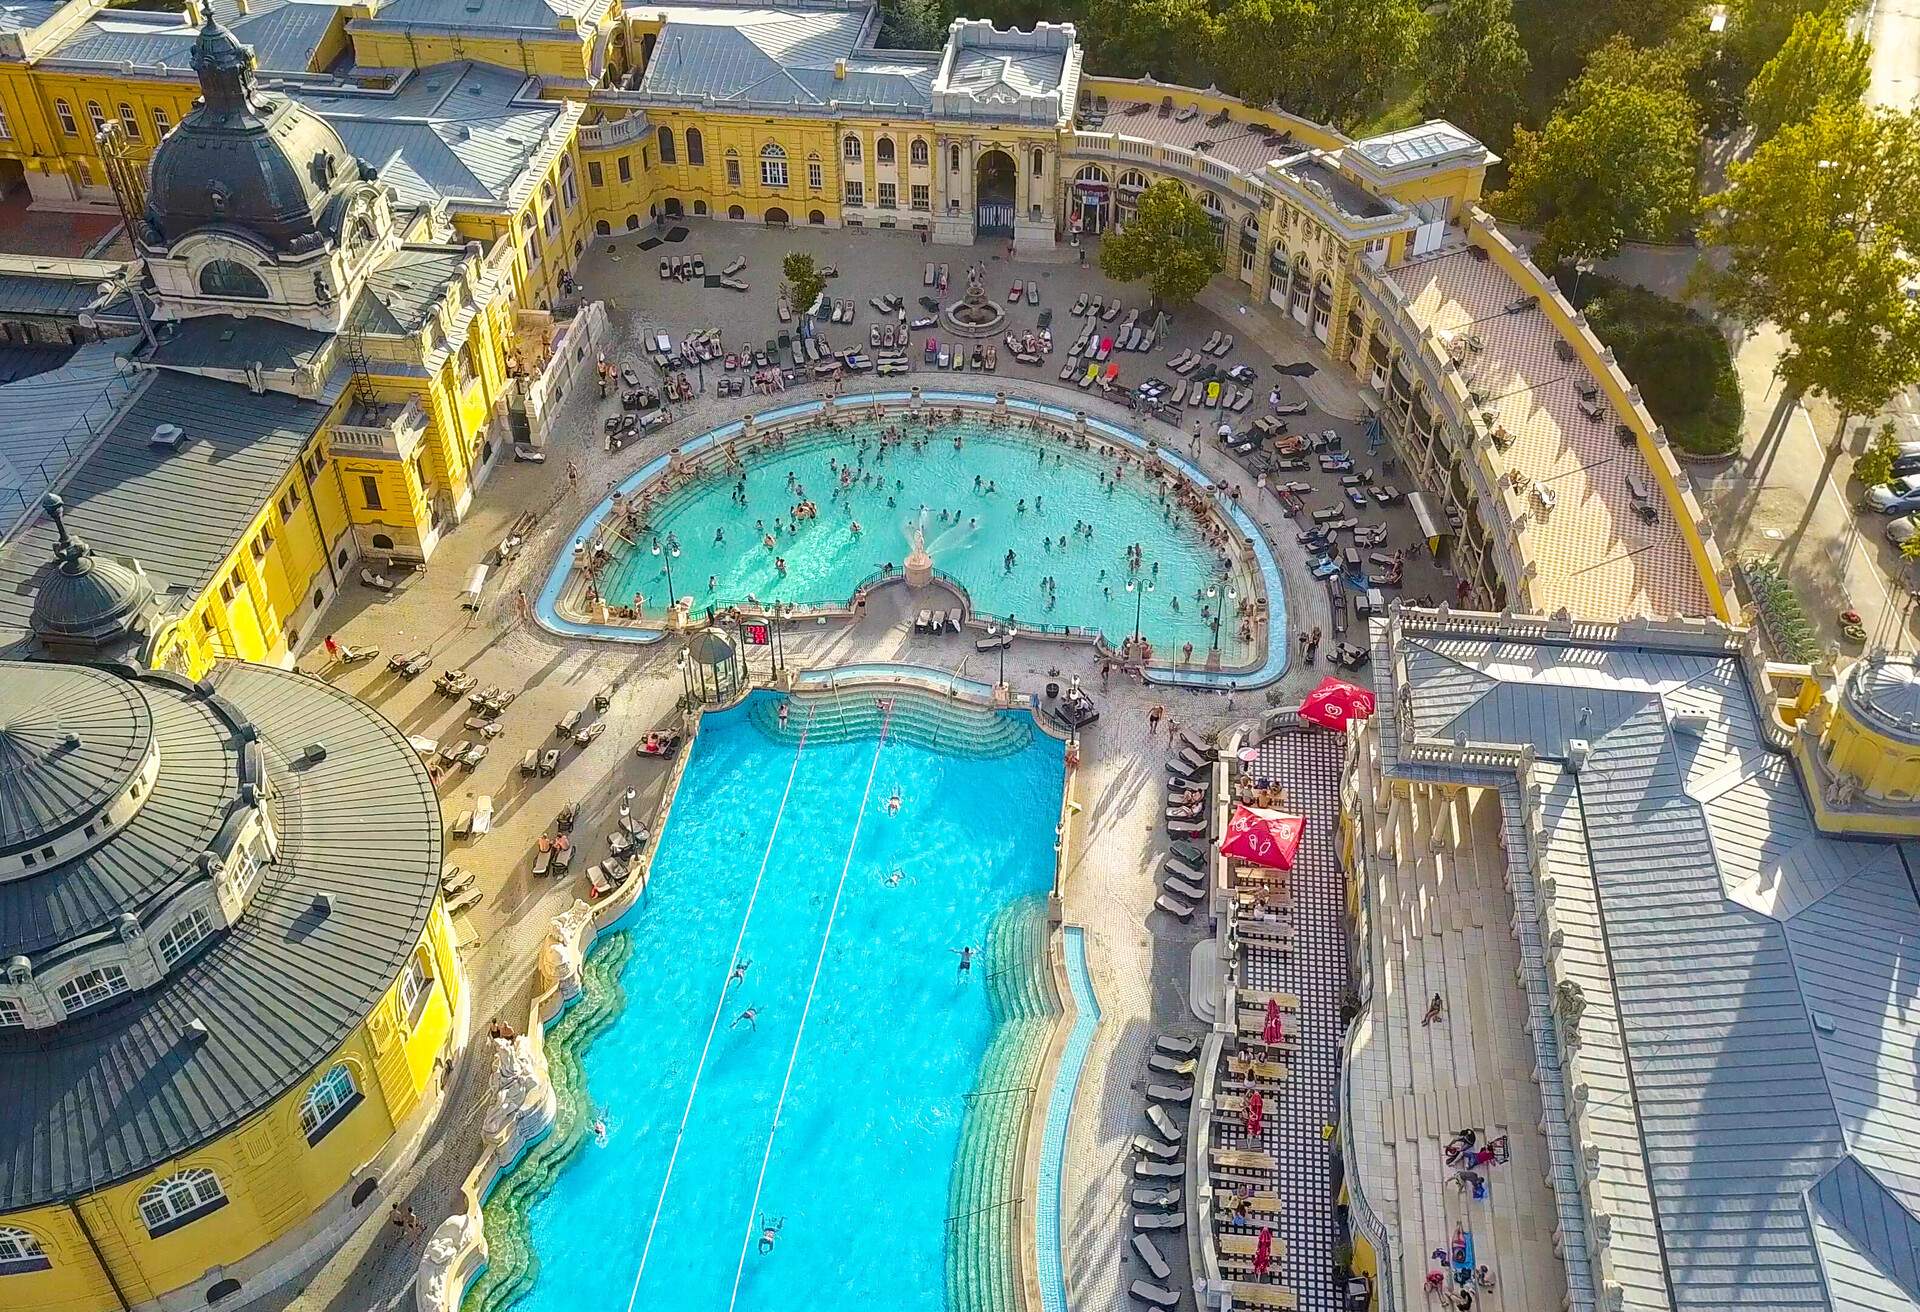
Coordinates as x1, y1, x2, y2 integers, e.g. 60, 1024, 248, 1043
944, 893, 1060, 1312
1361, 785, 1562, 1312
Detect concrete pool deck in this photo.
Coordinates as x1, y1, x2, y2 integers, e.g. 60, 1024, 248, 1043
255, 220, 1449, 1312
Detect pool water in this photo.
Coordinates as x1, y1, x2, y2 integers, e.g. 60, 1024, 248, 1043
602, 416, 1258, 661
506, 691, 1065, 1312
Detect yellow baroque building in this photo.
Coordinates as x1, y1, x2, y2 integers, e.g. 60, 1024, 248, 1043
0, 504, 462, 1312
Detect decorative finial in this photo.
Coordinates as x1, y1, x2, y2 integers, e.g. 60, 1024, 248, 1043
41, 493, 72, 550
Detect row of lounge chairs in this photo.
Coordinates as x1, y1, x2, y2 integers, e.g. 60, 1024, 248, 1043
1159, 733, 1215, 919
914, 609, 963, 634
1129, 1031, 1198, 1307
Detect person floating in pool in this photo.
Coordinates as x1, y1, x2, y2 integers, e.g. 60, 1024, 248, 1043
775, 557, 787, 576
713, 527, 725, 545
1004, 549, 1017, 573
592, 1114, 608, 1146
952, 945, 977, 977
729, 958, 752, 988
778, 702, 790, 729
885, 788, 902, 815
732, 1005, 759, 1030
850, 520, 862, 536
885, 867, 905, 887
759, 1216, 785, 1254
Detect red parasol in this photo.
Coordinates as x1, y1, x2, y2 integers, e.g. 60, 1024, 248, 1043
1220, 805, 1305, 870
1297, 676, 1377, 731
1245, 1088, 1264, 1137
1263, 998, 1283, 1045
1254, 1227, 1274, 1277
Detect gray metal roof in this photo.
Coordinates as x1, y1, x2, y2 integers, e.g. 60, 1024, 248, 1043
638, 5, 933, 111
362, 0, 601, 32
0, 338, 142, 540
0, 1, 63, 35
0, 664, 152, 853
351, 247, 466, 335
0, 661, 442, 1209
946, 45, 1065, 100
0, 370, 328, 647
47, 0, 337, 75
0, 269, 106, 319
1389, 626, 1920, 1312
298, 62, 567, 212
146, 315, 330, 373
1843, 655, 1920, 746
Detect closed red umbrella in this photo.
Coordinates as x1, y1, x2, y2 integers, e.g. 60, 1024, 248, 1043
1245, 1088, 1264, 1137
1254, 1226, 1274, 1277
1219, 805, 1304, 870
1297, 675, 1377, 731
1263, 997, 1283, 1045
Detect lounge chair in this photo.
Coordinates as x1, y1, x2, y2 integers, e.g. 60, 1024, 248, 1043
1167, 819, 1207, 839
1211, 332, 1234, 356
1156, 1034, 1199, 1057
1147, 1083, 1190, 1104
1156, 893, 1194, 919
1132, 1187, 1181, 1209
1130, 1279, 1180, 1309
1167, 855, 1208, 883
1145, 1104, 1184, 1141
915, 610, 934, 633
361, 568, 394, 592
924, 261, 936, 286
1150, 1054, 1196, 1077
1072, 293, 1089, 315
1134, 1160, 1183, 1178
1166, 875, 1207, 901
1134, 1235, 1172, 1281
1133, 1214, 1184, 1232
1133, 1135, 1179, 1161
1201, 330, 1222, 354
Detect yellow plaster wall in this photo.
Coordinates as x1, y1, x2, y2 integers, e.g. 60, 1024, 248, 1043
0, 906, 461, 1312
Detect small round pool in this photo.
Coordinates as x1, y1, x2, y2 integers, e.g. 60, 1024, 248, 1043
588, 411, 1264, 662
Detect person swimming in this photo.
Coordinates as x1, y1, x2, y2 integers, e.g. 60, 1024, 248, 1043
592, 1115, 608, 1146
885, 867, 904, 886
952, 945, 975, 976
729, 958, 752, 987
885, 788, 902, 815
731, 1005, 759, 1030
759, 1216, 785, 1254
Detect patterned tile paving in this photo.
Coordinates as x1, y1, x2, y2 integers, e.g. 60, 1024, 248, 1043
1219, 726, 1349, 1312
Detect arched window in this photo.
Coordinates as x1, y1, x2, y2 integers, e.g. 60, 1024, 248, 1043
594, 219, 610, 235
152, 105, 171, 138
843, 135, 861, 163
0, 1226, 50, 1275
117, 103, 140, 141
397, 944, 434, 1026
728, 204, 745, 220
656, 125, 675, 164
1032, 148, 1045, 177
909, 138, 928, 167
299, 1065, 363, 1144
138, 1169, 227, 1237
693, 200, 708, 216
875, 136, 894, 165
685, 127, 704, 165
950, 143, 960, 172
760, 143, 788, 189
85, 100, 105, 134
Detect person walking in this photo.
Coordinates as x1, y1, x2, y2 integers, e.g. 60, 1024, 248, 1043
1148, 704, 1164, 733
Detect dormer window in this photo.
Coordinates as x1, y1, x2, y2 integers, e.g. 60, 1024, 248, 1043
199, 259, 269, 300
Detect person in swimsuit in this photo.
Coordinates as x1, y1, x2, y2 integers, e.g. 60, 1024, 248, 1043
729, 959, 751, 988
732, 1006, 759, 1030
759, 1216, 785, 1254
953, 946, 975, 976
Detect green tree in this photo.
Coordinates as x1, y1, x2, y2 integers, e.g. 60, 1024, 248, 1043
781, 252, 826, 313
1494, 39, 1699, 261
879, 0, 947, 49
1511, 0, 1695, 101
1082, 0, 1218, 89
1420, 0, 1530, 150
1297, 0, 1428, 126
1701, 102, 1920, 445
1744, 7, 1869, 142
1722, 0, 1840, 84
1857, 422, 1904, 490
1099, 179, 1222, 307
1208, 0, 1312, 109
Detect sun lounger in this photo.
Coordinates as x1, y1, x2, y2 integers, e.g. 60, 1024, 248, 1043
1146, 1104, 1184, 1142
1150, 1055, 1196, 1077
532, 846, 553, 877
1130, 1280, 1180, 1309
1148, 1083, 1191, 1104
1134, 1234, 1172, 1281
447, 887, 483, 917
1200, 330, 1221, 354
1156, 893, 1195, 919
361, 568, 394, 592
1134, 1160, 1183, 1178
1166, 875, 1208, 901
1167, 855, 1208, 883
1134, 1214, 1184, 1232
1133, 1187, 1181, 1209
1156, 1034, 1199, 1057
441, 865, 474, 897
1167, 819, 1207, 839
1133, 1135, 1180, 1161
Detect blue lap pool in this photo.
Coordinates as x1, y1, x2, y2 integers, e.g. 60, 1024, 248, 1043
476, 690, 1067, 1312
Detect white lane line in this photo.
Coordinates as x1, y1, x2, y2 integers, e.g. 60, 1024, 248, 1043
723, 705, 894, 1311
620, 707, 814, 1312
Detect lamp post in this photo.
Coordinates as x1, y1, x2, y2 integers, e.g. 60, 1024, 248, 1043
1206, 584, 1237, 653
651, 537, 680, 611
988, 620, 1009, 690
1127, 576, 1154, 643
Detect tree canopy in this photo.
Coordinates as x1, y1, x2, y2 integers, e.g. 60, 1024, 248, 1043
1702, 102, 1920, 423
781, 252, 827, 314
1098, 179, 1223, 307
1493, 38, 1699, 261
1419, 0, 1529, 150
1743, 6, 1869, 143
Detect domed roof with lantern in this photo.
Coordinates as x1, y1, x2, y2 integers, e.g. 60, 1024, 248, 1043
142, 11, 371, 254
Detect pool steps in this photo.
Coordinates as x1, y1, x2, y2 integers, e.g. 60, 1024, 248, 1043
947, 892, 1061, 1312
747, 685, 1035, 759
461, 931, 635, 1312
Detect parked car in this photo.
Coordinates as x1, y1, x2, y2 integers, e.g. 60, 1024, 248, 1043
1865, 474, 1920, 513
1887, 515, 1919, 548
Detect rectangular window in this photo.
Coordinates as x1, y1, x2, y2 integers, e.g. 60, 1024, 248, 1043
588, 160, 603, 187
359, 474, 383, 510
808, 159, 823, 191
877, 182, 896, 209
617, 155, 631, 183
218, 576, 235, 604
844, 179, 862, 208
76, 160, 93, 187
398, 949, 434, 1026
761, 156, 787, 188
522, 225, 539, 270
158, 908, 214, 967
0, 107, 11, 141
560, 157, 577, 208
726, 155, 741, 187
0, 998, 23, 1028
911, 184, 929, 211
153, 105, 170, 137
222, 851, 261, 904
57, 965, 128, 1014
118, 103, 140, 140
55, 99, 76, 136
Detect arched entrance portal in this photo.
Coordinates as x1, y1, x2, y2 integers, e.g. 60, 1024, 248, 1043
976, 149, 1015, 237
765, 206, 789, 226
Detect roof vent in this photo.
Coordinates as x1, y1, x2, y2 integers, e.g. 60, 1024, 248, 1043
834, 57, 847, 80
150, 423, 186, 450
1670, 709, 1711, 738
302, 742, 328, 764
184, 1018, 210, 1043
312, 892, 335, 916
1811, 1010, 1836, 1035
1567, 738, 1591, 773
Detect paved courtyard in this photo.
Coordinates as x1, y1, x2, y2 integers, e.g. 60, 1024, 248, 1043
270, 221, 1450, 1312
